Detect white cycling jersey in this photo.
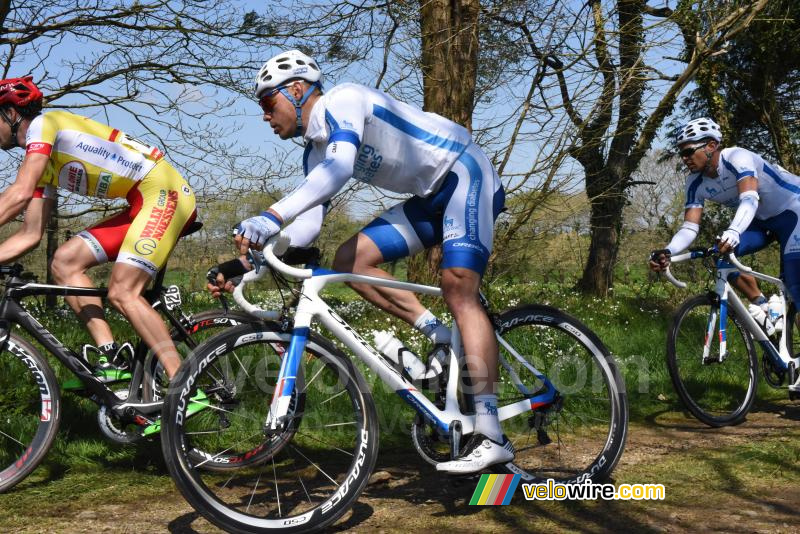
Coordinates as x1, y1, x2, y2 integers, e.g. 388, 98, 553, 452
684, 147, 800, 219
271, 83, 472, 223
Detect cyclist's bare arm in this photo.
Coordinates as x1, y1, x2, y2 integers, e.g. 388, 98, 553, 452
0, 196, 54, 263
0, 152, 48, 226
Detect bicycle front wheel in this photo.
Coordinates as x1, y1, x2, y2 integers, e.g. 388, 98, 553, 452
667, 294, 758, 426
0, 333, 61, 493
143, 308, 257, 402
161, 323, 379, 534
494, 305, 628, 484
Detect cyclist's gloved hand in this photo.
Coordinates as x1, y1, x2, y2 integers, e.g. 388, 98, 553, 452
234, 212, 281, 250
719, 229, 740, 253
649, 249, 671, 272
207, 258, 251, 298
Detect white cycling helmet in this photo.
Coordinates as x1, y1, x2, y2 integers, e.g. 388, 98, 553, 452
254, 49, 323, 99
675, 117, 722, 146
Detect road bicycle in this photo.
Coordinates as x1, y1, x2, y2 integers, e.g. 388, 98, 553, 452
664, 246, 800, 427
0, 222, 254, 493
160, 233, 629, 533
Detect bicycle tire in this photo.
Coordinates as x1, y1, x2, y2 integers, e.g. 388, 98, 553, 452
493, 304, 628, 484
161, 323, 379, 533
667, 294, 758, 427
0, 333, 61, 493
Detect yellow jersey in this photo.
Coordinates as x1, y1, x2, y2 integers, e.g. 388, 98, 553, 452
25, 110, 164, 199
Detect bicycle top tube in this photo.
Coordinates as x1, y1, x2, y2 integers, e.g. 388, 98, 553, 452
232, 232, 442, 318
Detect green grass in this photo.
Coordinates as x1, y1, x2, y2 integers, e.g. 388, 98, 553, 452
0, 277, 792, 486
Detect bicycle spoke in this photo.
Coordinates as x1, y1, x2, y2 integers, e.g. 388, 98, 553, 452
290, 444, 340, 486
0, 429, 25, 448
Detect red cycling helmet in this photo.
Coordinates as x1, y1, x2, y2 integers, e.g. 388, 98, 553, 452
0, 76, 43, 114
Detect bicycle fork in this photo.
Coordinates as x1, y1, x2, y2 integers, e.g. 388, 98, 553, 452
264, 311, 312, 433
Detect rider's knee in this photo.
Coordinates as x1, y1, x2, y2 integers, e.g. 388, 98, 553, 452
106, 284, 135, 311
50, 248, 80, 282
441, 268, 480, 310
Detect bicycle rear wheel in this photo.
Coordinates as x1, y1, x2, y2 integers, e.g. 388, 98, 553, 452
494, 305, 628, 484
161, 323, 379, 533
0, 333, 61, 493
667, 294, 758, 426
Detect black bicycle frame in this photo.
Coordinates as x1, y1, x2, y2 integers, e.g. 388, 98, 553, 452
0, 282, 126, 407
0, 272, 190, 413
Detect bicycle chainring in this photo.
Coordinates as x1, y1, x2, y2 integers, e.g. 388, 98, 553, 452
97, 390, 145, 444
762, 354, 785, 387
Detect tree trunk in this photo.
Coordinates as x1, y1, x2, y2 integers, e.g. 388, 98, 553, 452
758, 73, 799, 174
411, 0, 479, 284
577, 168, 625, 297
45, 201, 59, 309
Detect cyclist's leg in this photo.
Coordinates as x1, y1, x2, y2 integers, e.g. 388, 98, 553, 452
332, 232, 427, 325
110, 162, 196, 379
434, 144, 509, 473
730, 222, 774, 304
336, 192, 454, 338
51, 208, 134, 348
761, 207, 800, 389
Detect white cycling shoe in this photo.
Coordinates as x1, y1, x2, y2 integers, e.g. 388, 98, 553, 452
788, 376, 800, 393
435, 434, 515, 475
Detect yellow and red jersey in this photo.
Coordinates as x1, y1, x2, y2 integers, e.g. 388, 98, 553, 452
25, 110, 164, 199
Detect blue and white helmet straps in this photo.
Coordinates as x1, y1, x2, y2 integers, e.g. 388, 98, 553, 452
279, 80, 323, 137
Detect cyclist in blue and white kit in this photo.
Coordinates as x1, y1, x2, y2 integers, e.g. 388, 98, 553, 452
215, 50, 509, 472
650, 117, 800, 392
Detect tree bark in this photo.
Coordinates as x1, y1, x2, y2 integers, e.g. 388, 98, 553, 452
410, 0, 480, 284
45, 200, 58, 309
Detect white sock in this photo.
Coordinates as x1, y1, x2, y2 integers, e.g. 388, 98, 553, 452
413, 310, 451, 345
474, 394, 503, 442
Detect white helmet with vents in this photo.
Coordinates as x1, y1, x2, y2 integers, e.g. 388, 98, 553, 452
254, 49, 323, 99
676, 117, 722, 146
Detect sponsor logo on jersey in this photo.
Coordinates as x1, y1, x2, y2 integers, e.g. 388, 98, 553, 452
95, 172, 112, 198
134, 238, 157, 255
76, 141, 112, 160
75, 141, 146, 174
140, 190, 179, 241
58, 161, 88, 195
354, 144, 383, 183
26, 142, 52, 155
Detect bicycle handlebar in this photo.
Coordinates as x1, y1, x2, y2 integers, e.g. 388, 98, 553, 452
664, 249, 751, 289
231, 232, 312, 319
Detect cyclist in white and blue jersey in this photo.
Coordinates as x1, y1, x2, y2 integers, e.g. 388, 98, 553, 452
650, 117, 800, 392
212, 50, 509, 473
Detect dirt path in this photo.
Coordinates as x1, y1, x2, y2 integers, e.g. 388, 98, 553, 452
4, 405, 800, 533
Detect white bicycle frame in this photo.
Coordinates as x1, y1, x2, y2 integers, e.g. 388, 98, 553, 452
666, 250, 799, 372
233, 233, 556, 440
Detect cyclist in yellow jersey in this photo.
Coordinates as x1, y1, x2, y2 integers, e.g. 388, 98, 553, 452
0, 76, 195, 378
